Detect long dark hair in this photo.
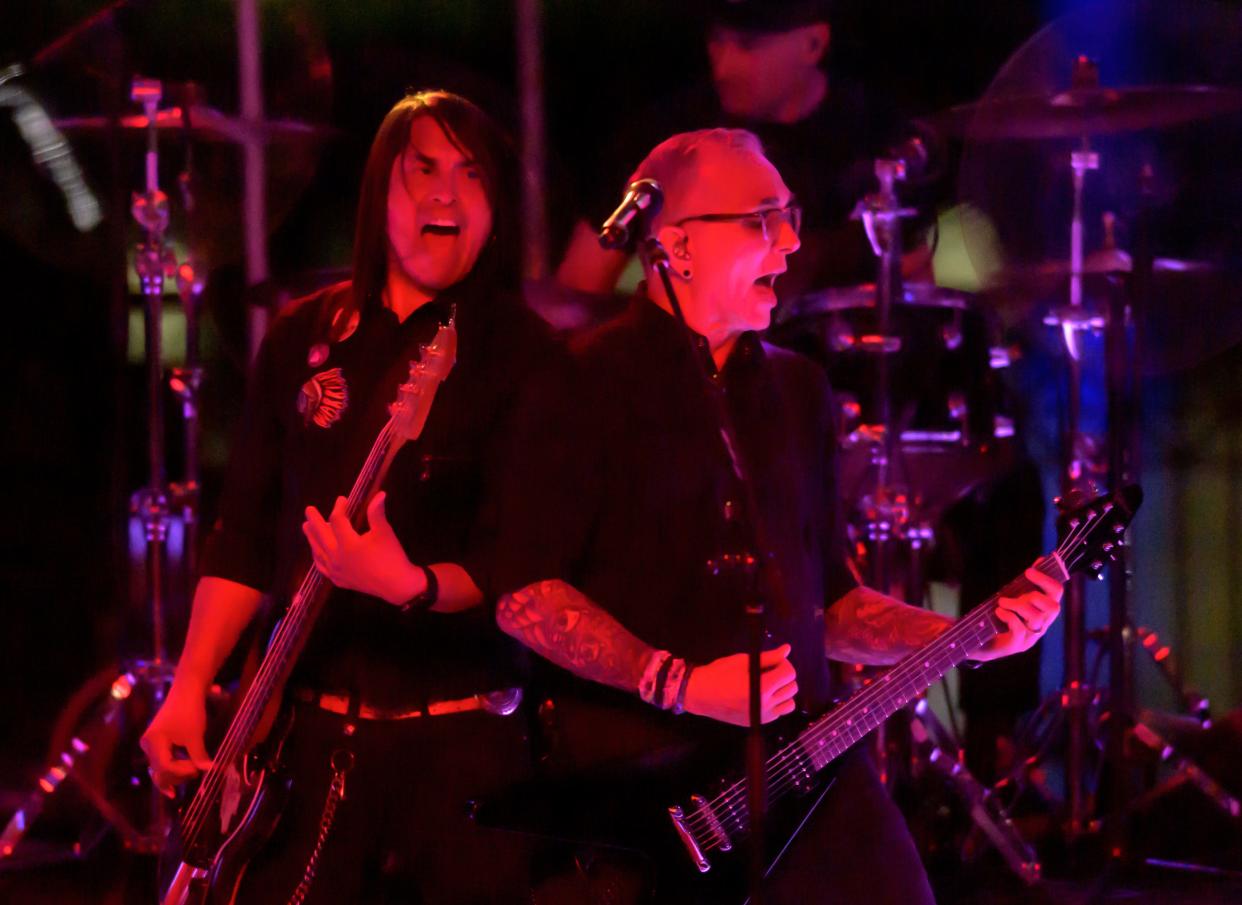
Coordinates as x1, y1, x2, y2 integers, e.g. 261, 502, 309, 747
345, 90, 522, 335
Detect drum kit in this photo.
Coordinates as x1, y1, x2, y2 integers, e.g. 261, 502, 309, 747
770, 31, 1242, 887
0, 0, 331, 872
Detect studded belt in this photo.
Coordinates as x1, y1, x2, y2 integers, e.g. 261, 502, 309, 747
292, 687, 523, 721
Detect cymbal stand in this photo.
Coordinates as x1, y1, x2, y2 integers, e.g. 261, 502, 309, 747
170, 260, 205, 590
849, 160, 1042, 883
1127, 627, 1240, 822
1041, 134, 1107, 842
911, 699, 1042, 885
0, 76, 193, 865
852, 154, 915, 791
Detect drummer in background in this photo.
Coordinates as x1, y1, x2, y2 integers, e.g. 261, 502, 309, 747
555, 0, 908, 304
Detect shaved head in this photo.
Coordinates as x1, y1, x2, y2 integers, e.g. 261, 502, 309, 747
627, 129, 781, 235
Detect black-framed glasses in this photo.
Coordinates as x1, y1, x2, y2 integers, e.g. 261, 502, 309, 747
674, 202, 802, 239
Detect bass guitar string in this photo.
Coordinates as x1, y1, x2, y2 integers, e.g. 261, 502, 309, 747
180, 419, 394, 844
179, 420, 397, 847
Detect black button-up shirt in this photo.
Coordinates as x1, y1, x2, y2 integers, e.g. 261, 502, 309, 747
201, 280, 553, 708
490, 296, 856, 756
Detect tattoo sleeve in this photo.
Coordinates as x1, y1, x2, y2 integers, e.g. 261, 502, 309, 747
495, 579, 654, 693
824, 585, 956, 666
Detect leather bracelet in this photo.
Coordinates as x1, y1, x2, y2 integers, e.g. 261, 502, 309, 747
672, 664, 696, 715
399, 564, 438, 614
651, 654, 676, 710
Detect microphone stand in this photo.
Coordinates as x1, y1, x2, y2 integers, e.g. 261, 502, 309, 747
644, 238, 782, 905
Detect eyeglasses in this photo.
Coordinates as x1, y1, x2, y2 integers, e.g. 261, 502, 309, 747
674, 202, 802, 239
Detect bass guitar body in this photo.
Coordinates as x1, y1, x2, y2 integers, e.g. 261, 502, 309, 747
159, 711, 294, 905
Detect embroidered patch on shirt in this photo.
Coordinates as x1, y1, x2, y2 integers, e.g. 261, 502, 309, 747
298, 367, 349, 429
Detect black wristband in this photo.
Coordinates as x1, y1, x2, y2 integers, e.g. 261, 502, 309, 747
399, 564, 438, 614
652, 654, 676, 710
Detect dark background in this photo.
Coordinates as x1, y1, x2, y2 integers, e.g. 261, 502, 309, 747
1, 0, 1240, 816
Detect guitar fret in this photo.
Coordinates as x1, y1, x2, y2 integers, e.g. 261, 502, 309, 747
176, 326, 459, 856
673, 491, 1143, 874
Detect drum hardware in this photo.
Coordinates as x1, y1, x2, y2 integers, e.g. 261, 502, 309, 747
910, 700, 1042, 886
1027, 57, 1117, 841
1, 75, 206, 865
933, 83, 1242, 142
963, 46, 1236, 862
834, 147, 1047, 884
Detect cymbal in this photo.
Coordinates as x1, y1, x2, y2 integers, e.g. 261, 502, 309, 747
774, 282, 972, 325
54, 104, 336, 145
999, 251, 1217, 282
935, 85, 1242, 140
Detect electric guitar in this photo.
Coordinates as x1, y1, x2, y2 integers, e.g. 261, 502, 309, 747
158, 317, 458, 905
485, 485, 1142, 902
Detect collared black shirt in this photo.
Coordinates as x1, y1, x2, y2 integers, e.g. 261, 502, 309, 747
490, 296, 856, 750
201, 280, 553, 708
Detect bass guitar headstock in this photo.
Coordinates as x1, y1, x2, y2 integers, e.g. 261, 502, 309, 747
1054, 484, 1143, 581
390, 311, 458, 444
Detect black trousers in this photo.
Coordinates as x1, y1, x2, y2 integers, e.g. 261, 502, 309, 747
235, 701, 534, 905
532, 748, 935, 905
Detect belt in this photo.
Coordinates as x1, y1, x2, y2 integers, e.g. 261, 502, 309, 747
292, 687, 523, 722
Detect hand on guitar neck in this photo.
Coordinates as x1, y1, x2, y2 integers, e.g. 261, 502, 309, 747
301, 491, 484, 613
824, 562, 1064, 667
302, 491, 428, 606
969, 565, 1065, 662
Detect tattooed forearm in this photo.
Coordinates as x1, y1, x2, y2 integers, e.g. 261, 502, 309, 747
495, 579, 654, 693
824, 586, 955, 666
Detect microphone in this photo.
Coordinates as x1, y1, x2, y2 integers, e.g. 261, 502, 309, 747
598, 179, 664, 251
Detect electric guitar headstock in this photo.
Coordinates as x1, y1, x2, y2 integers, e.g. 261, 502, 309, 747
1053, 484, 1143, 581
390, 310, 458, 445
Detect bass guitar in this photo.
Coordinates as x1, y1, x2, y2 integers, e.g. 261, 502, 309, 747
159, 317, 457, 905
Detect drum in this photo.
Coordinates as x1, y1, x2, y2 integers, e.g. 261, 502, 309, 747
770, 282, 1010, 445
767, 282, 1018, 525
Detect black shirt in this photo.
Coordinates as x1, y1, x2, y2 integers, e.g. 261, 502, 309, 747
489, 295, 857, 756
201, 280, 554, 708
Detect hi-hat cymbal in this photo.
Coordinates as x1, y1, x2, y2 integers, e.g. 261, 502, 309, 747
935, 85, 1242, 141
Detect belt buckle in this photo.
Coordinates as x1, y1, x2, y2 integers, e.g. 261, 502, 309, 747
479, 688, 523, 716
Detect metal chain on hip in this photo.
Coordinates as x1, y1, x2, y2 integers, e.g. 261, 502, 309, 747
286, 748, 355, 905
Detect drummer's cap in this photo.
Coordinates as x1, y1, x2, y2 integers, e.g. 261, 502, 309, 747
703, 0, 832, 32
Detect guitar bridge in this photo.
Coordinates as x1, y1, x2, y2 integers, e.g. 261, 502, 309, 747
669, 794, 732, 873
669, 804, 711, 873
